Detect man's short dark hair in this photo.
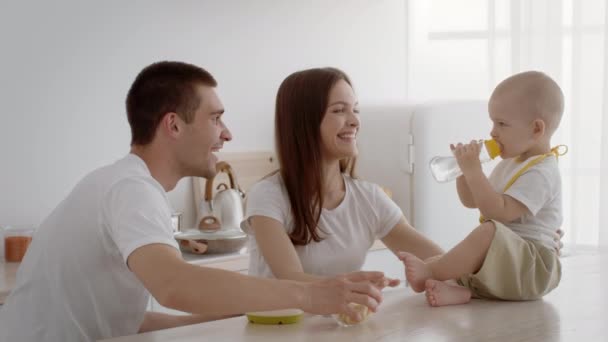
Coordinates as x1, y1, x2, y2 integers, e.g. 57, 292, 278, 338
126, 61, 217, 145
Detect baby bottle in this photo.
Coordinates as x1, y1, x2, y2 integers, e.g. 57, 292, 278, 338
429, 139, 501, 183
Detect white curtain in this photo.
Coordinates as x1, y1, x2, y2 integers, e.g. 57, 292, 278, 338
406, 0, 608, 247
601, 0, 608, 247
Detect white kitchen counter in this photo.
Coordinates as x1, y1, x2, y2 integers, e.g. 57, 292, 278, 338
101, 247, 608, 342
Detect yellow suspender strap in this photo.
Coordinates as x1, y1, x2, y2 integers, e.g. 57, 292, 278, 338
479, 145, 568, 223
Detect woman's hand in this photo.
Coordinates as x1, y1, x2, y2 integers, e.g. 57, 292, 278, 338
371, 276, 401, 290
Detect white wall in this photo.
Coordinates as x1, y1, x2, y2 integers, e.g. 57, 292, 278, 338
0, 0, 408, 229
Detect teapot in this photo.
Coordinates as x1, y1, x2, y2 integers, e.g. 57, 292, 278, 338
197, 161, 245, 232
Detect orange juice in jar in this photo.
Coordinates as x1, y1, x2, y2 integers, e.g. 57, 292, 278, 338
4, 226, 34, 262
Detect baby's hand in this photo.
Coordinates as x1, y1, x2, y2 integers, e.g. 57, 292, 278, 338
451, 140, 483, 174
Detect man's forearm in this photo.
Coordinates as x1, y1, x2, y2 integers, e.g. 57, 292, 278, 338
160, 264, 307, 317
138, 311, 238, 333
277, 271, 325, 283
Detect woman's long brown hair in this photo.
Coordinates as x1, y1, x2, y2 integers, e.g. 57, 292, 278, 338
275, 67, 357, 246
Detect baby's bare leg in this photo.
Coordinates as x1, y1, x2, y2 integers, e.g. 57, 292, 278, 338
425, 279, 471, 306
399, 221, 496, 290
429, 221, 496, 280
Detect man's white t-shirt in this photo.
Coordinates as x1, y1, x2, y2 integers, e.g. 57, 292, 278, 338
488, 155, 562, 249
0, 154, 179, 342
242, 173, 402, 278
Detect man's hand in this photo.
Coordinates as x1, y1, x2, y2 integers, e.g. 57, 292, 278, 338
451, 140, 483, 175
302, 271, 384, 322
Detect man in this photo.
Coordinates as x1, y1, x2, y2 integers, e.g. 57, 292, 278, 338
0, 61, 385, 341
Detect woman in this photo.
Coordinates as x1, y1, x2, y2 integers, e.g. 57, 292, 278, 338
242, 67, 444, 283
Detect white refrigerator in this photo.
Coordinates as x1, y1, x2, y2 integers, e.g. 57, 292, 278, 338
357, 100, 498, 250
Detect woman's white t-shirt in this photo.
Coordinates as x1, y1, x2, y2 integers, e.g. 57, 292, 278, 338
242, 173, 402, 278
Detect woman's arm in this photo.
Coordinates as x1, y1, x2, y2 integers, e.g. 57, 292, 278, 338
380, 216, 444, 259
249, 215, 324, 282
250, 215, 400, 289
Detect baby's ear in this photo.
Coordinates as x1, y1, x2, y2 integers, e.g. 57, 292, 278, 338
532, 119, 546, 137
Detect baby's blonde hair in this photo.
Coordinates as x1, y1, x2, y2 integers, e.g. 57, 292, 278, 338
491, 71, 564, 135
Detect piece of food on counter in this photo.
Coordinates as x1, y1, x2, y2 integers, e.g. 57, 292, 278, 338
335, 303, 370, 326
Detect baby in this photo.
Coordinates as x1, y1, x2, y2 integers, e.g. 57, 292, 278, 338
401, 71, 566, 306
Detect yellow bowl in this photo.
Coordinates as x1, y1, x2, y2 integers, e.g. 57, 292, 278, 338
246, 309, 303, 325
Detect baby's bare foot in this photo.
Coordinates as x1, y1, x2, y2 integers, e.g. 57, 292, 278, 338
398, 252, 432, 293
424, 279, 471, 307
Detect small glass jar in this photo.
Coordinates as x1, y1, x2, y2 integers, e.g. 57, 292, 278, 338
4, 226, 34, 262
332, 303, 370, 327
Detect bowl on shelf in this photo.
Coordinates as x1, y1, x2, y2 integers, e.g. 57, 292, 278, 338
174, 228, 248, 254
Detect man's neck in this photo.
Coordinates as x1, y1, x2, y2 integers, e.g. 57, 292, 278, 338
130, 144, 181, 192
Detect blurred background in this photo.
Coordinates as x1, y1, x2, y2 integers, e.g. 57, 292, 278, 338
0, 0, 605, 247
